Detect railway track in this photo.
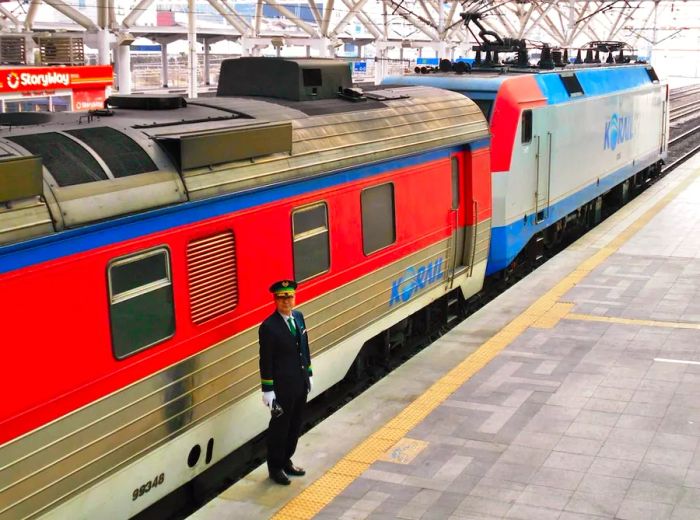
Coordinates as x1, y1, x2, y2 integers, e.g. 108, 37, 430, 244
665, 83, 700, 173
137, 84, 700, 520
669, 83, 700, 102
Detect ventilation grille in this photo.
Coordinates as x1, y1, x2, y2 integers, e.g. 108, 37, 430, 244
0, 36, 26, 65
38, 37, 84, 65
187, 231, 238, 324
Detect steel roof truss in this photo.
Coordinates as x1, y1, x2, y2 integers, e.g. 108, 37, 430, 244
330, 0, 371, 38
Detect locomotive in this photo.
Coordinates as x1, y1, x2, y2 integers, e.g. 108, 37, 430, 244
0, 58, 490, 519
384, 56, 668, 273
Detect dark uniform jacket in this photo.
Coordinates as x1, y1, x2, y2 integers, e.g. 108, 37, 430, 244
259, 310, 312, 394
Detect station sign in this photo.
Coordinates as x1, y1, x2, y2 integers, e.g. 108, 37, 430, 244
0, 65, 113, 94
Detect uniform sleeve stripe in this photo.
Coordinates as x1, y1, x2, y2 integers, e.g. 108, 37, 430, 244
261, 378, 274, 384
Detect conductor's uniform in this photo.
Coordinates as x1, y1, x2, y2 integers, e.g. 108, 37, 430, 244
259, 280, 312, 485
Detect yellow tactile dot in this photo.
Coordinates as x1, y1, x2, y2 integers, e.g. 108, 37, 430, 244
371, 427, 407, 442
532, 302, 575, 329
346, 439, 395, 463
330, 459, 370, 477
272, 511, 306, 520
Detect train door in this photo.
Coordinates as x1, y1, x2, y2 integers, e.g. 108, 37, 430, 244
447, 155, 463, 288
661, 87, 668, 153
448, 152, 479, 288
532, 110, 551, 223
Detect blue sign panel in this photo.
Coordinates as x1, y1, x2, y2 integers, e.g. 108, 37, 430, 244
353, 61, 367, 73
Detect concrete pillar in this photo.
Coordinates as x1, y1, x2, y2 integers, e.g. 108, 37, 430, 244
437, 40, 447, 61
97, 28, 110, 65
203, 38, 210, 86
317, 38, 332, 58
117, 44, 131, 94
306, 45, 311, 58
374, 45, 387, 85
187, 0, 198, 98
161, 42, 168, 87
24, 34, 35, 65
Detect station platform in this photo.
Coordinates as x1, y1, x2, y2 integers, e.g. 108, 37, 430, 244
190, 153, 700, 520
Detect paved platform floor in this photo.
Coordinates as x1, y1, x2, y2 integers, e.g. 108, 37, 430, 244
191, 154, 700, 520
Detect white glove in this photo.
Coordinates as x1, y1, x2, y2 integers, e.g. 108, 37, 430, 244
262, 391, 276, 408
308, 377, 313, 391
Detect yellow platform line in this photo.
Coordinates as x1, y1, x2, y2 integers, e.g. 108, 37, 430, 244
273, 166, 700, 520
566, 312, 700, 330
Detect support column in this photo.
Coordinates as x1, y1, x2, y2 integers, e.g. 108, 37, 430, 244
188, 0, 198, 98
374, 43, 387, 85
437, 40, 447, 61
314, 37, 331, 57
117, 44, 131, 94
241, 37, 251, 56
97, 28, 110, 65
161, 42, 169, 88
24, 34, 35, 65
204, 38, 211, 85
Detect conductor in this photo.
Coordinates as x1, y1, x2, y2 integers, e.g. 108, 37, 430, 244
258, 280, 313, 485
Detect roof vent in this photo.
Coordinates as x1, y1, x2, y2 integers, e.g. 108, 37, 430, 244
216, 57, 352, 101
105, 94, 187, 110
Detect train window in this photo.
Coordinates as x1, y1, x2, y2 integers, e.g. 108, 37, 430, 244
66, 127, 158, 178
292, 203, 330, 281
6, 132, 108, 186
521, 110, 532, 144
187, 231, 238, 324
451, 157, 460, 209
645, 67, 659, 83
108, 248, 175, 359
361, 183, 396, 255
560, 73, 584, 97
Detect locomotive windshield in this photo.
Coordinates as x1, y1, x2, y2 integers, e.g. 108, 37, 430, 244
473, 99, 493, 121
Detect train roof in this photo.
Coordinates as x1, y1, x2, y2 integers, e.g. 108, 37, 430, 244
384, 63, 662, 104
0, 58, 490, 248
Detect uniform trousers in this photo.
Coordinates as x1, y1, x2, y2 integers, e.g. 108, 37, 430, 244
267, 378, 307, 473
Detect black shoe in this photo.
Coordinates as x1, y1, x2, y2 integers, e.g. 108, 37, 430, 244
284, 463, 306, 476
269, 469, 291, 485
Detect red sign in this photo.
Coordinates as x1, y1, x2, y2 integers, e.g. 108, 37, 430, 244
73, 88, 107, 111
0, 65, 113, 94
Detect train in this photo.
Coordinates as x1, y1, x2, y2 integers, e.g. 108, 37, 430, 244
0, 55, 666, 520
384, 59, 669, 273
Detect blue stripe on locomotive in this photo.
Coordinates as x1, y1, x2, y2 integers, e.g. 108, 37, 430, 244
385, 66, 654, 104
534, 66, 654, 105
0, 139, 489, 275
486, 147, 661, 275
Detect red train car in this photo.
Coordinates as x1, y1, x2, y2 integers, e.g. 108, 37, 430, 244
0, 58, 490, 519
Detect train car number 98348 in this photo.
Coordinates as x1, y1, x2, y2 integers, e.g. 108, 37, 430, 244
132, 473, 165, 501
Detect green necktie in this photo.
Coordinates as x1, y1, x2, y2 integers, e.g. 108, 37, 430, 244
287, 317, 297, 335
